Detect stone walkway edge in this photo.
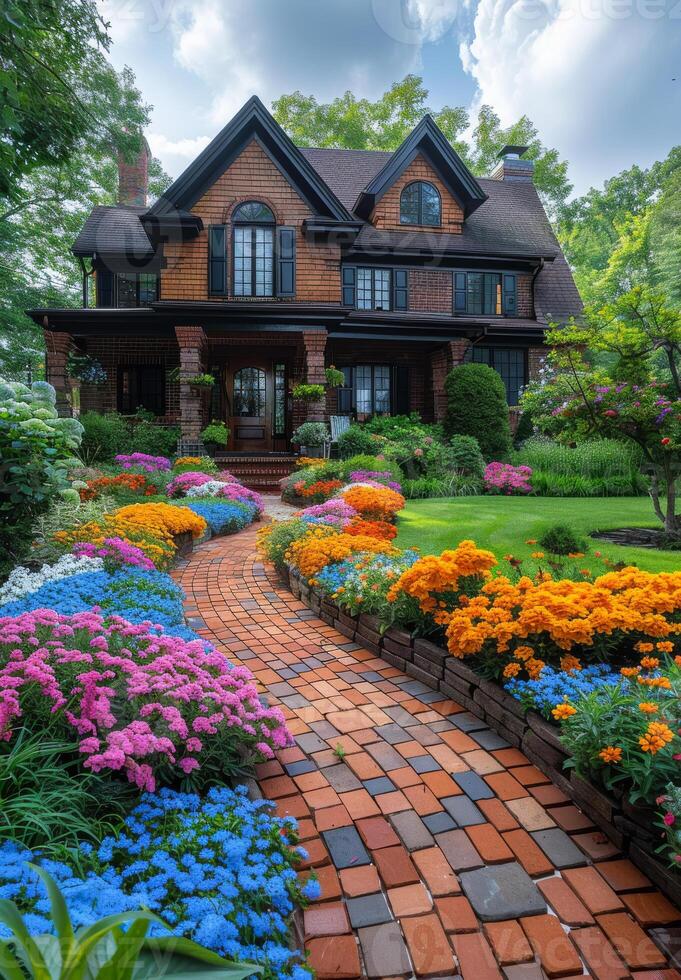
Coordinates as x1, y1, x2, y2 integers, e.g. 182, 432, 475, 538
174, 522, 681, 980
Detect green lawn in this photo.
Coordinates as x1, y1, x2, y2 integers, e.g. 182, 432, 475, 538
395, 497, 681, 574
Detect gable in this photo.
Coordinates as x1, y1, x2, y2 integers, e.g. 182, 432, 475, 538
370, 154, 464, 233
147, 96, 351, 222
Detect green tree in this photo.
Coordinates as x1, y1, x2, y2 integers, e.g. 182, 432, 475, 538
444, 362, 512, 461
272, 76, 571, 214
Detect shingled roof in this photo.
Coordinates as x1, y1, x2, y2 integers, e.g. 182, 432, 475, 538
72, 204, 153, 258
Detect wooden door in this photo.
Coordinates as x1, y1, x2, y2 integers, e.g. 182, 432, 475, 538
228, 359, 272, 451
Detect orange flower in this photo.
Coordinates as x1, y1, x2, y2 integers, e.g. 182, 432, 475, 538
503, 663, 521, 678
116, 502, 207, 539
286, 527, 397, 580
531, 551, 545, 559
638, 702, 659, 714
620, 666, 641, 677
598, 746, 622, 764
635, 642, 654, 654
345, 518, 397, 541
341, 485, 405, 520
639, 721, 674, 754
560, 655, 582, 674
552, 703, 577, 720
640, 656, 660, 670
656, 641, 674, 653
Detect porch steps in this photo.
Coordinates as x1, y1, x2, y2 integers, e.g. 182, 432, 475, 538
215, 454, 298, 489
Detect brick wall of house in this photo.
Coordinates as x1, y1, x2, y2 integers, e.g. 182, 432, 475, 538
517, 273, 534, 318
80, 336, 180, 422
408, 269, 453, 313
161, 139, 341, 304
371, 154, 463, 233
528, 345, 547, 380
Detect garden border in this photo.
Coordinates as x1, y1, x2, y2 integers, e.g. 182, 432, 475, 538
284, 565, 681, 908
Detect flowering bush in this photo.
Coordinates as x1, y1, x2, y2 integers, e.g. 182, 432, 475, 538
0, 786, 313, 978
387, 540, 497, 626
115, 502, 207, 539
657, 784, 681, 867
504, 663, 623, 717
256, 519, 310, 572
554, 658, 681, 804
484, 462, 533, 495
180, 500, 256, 535
340, 484, 405, 520
114, 453, 170, 472
167, 471, 216, 498
298, 499, 358, 528
445, 567, 681, 678
215, 482, 264, 514
185, 479, 231, 498
285, 526, 397, 580
294, 479, 343, 503
55, 515, 176, 569
78, 472, 159, 501
348, 470, 402, 492
314, 550, 420, 617
0, 554, 104, 605
0, 609, 291, 791
346, 517, 397, 540
72, 536, 155, 571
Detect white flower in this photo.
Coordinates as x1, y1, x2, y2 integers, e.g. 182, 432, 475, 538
185, 480, 231, 498
0, 555, 104, 605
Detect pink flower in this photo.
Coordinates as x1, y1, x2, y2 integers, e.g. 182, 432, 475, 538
664, 812, 676, 826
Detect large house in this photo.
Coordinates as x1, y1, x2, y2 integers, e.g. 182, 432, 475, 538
31, 96, 581, 458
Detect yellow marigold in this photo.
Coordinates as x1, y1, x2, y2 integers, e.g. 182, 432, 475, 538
341, 485, 405, 520
116, 502, 207, 539
640, 656, 660, 670
568, 552, 585, 559
296, 456, 327, 468
599, 746, 622, 764
657, 641, 674, 653
503, 662, 521, 678
514, 646, 535, 662
386, 540, 497, 616
648, 721, 674, 743
173, 456, 204, 468
286, 528, 397, 580
531, 551, 545, 559
635, 642, 654, 654
560, 655, 582, 675
552, 703, 577, 721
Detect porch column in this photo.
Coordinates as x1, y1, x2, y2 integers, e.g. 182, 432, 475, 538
431, 338, 471, 422
302, 329, 328, 423
43, 328, 73, 416
175, 325, 207, 453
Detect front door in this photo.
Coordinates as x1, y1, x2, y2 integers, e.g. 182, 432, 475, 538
228, 360, 272, 451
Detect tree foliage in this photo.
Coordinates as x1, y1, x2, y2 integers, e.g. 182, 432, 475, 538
272, 75, 572, 214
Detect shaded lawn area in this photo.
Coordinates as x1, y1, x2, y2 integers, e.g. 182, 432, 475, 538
396, 496, 681, 574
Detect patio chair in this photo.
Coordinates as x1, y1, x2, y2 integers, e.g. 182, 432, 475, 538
324, 415, 352, 458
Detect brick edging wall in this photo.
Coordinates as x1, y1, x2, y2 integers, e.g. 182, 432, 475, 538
285, 565, 681, 907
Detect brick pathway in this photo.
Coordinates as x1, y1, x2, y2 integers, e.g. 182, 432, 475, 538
175, 524, 681, 980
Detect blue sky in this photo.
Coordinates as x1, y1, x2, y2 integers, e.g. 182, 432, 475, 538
102, 0, 681, 196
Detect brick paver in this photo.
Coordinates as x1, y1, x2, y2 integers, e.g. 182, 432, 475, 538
175, 525, 681, 979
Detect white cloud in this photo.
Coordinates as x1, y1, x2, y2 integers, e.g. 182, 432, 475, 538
405, 0, 461, 39
147, 132, 211, 159
459, 0, 680, 190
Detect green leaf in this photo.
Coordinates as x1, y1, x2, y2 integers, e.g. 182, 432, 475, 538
65, 912, 160, 979
138, 938, 263, 978
0, 938, 28, 980
29, 864, 75, 955
96, 917, 151, 980
0, 900, 50, 979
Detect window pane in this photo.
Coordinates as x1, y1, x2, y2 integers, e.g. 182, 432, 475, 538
467, 273, 483, 316
400, 183, 420, 224
355, 365, 372, 413
117, 274, 137, 308
421, 183, 441, 226
233, 201, 274, 222
274, 363, 286, 435
374, 365, 391, 413
374, 270, 391, 311
233, 227, 251, 296
482, 274, 502, 315
138, 274, 157, 305
234, 367, 266, 416
357, 268, 372, 310
255, 226, 273, 297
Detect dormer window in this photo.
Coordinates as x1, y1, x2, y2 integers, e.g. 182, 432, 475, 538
233, 201, 275, 297
400, 181, 441, 227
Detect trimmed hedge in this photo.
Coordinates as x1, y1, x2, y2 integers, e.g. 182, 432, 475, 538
444, 363, 512, 461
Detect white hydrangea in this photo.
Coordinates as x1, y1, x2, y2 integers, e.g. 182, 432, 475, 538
0, 554, 104, 605
184, 480, 231, 498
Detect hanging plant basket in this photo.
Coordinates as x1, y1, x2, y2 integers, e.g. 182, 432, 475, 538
66, 353, 107, 386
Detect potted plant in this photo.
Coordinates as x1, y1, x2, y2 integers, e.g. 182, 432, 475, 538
292, 382, 326, 401
201, 419, 229, 454
188, 373, 215, 390
325, 365, 345, 388
291, 421, 329, 458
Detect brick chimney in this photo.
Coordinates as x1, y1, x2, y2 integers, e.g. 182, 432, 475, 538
118, 135, 149, 206
490, 145, 534, 183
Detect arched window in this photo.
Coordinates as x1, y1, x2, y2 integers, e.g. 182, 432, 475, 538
233, 201, 275, 296
400, 181, 441, 227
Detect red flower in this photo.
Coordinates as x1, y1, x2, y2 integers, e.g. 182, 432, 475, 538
604, 409, 618, 418
662, 437, 671, 446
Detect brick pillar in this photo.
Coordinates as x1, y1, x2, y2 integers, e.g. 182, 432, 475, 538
431, 338, 471, 422
175, 325, 207, 453
302, 329, 328, 423
43, 329, 73, 416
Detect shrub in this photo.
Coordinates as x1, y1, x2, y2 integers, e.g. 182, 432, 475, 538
201, 419, 229, 446
126, 419, 180, 458
167, 470, 216, 497
515, 437, 644, 481
444, 363, 512, 460
539, 523, 587, 556
114, 452, 171, 472
448, 435, 485, 478
291, 421, 328, 447
315, 550, 420, 616
0, 610, 291, 790
299, 499, 358, 528
340, 484, 405, 520
180, 499, 255, 535
325, 366, 345, 387
173, 455, 220, 474
30, 495, 119, 564
484, 462, 532, 495
78, 472, 160, 502
340, 454, 403, 483
80, 411, 130, 463
514, 409, 535, 446
115, 501, 207, 539
286, 526, 397, 580
336, 425, 377, 458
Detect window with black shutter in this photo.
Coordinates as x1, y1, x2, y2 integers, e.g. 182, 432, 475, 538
208, 225, 227, 296
336, 366, 395, 415
393, 269, 408, 311
97, 269, 114, 307
342, 267, 356, 306
452, 272, 517, 317
276, 226, 296, 296
117, 365, 166, 416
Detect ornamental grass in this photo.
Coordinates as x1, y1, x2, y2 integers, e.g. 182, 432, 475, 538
340, 484, 405, 520
115, 501, 207, 540
285, 526, 397, 580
